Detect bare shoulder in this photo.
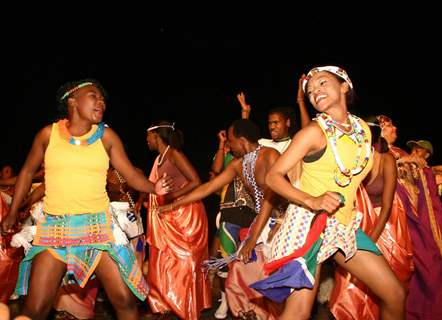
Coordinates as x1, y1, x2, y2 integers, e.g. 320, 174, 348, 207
261, 146, 280, 160
292, 120, 325, 149
382, 152, 396, 167
168, 147, 185, 164
36, 124, 53, 143
101, 126, 121, 148
303, 120, 323, 136
228, 157, 242, 173
102, 126, 118, 139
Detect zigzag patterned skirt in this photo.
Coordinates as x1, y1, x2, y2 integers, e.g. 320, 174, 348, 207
15, 211, 148, 300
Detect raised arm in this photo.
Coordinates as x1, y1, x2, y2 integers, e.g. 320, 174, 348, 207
296, 74, 311, 129
211, 130, 228, 175
237, 92, 251, 119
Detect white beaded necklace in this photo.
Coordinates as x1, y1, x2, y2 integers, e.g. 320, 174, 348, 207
157, 145, 170, 166
316, 113, 371, 187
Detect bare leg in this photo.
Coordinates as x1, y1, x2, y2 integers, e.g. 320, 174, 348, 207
334, 250, 405, 320
280, 263, 322, 320
94, 252, 139, 320
21, 250, 66, 320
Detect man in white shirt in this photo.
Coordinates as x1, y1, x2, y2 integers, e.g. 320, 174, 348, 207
258, 107, 295, 154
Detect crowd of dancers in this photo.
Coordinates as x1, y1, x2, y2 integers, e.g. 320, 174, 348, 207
1, 66, 442, 320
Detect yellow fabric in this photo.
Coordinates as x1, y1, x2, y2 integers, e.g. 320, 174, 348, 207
300, 119, 373, 225
43, 122, 109, 214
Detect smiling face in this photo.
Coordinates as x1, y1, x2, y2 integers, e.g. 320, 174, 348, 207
69, 84, 106, 123
305, 71, 348, 113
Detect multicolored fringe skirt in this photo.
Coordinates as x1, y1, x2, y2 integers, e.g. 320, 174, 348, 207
15, 211, 148, 300
250, 204, 380, 303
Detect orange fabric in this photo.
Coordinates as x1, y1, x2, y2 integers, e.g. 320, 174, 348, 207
226, 245, 283, 319
329, 186, 413, 319
146, 159, 211, 319
0, 193, 24, 304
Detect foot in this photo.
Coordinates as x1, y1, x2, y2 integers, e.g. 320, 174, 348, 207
214, 291, 228, 319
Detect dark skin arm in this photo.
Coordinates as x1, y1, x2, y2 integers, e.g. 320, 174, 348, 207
432, 165, 442, 174
297, 74, 311, 129
237, 92, 251, 120
157, 158, 240, 212
211, 130, 227, 175
266, 122, 341, 212
370, 152, 397, 241
101, 127, 172, 195
162, 148, 201, 202
1, 125, 50, 233
19, 182, 45, 220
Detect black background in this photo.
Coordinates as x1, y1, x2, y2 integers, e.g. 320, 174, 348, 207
3, 10, 440, 179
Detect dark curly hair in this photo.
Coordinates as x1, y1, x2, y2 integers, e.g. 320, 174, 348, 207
230, 119, 260, 143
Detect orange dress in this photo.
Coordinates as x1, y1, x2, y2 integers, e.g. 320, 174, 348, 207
147, 158, 211, 320
0, 191, 23, 304
329, 185, 413, 319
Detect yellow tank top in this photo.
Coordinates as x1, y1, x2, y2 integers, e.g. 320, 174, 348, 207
43, 122, 110, 214
300, 116, 373, 225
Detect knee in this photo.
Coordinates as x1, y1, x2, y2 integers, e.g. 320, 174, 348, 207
22, 302, 52, 320
382, 282, 406, 306
394, 284, 406, 305
296, 308, 313, 320
109, 290, 137, 312
282, 303, 313, 320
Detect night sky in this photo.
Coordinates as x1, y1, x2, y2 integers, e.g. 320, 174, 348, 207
3, 13, 440, 179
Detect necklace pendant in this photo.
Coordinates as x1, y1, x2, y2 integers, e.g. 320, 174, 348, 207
74, 139, 81, 146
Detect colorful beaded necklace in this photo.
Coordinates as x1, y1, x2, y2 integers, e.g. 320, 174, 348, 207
316, 112, 371, 187
58, 119, 105, 146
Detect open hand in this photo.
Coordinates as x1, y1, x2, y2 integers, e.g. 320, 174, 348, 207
154, 173, 174, 195
297, 74, 306, 102
237, 92, 251, 113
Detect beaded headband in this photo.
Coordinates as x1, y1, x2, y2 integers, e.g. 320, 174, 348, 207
302, 66, 353, 93
60, 82, 94, 101
147, 122, 175, 132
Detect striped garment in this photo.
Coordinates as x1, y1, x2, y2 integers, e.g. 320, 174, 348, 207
15, 211, 148, 300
